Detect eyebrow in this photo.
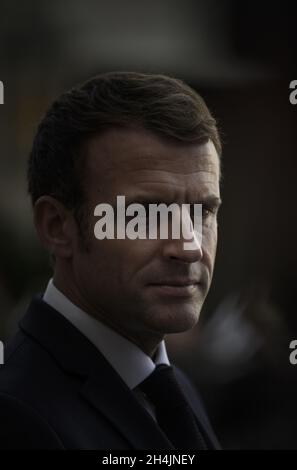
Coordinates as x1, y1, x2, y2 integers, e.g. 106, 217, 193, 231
201, 196, 222, 207
124, 195, 222, 207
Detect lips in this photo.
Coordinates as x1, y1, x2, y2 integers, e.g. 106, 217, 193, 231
149, 278, 199, 287
147, 279, 201, 297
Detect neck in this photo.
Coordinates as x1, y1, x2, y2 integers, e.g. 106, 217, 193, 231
52, 272, 163, 359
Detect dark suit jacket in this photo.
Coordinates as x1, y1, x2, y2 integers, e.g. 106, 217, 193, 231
0, 296, 220, 449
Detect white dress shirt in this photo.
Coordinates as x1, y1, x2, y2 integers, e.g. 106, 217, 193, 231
43, 278, 170, 419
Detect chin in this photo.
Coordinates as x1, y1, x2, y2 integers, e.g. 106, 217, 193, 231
148, 304, 202, 335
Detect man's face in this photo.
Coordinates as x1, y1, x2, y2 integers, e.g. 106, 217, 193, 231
70, 127, 221, 348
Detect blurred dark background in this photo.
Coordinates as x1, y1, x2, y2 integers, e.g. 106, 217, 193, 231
0, 0, 297, 449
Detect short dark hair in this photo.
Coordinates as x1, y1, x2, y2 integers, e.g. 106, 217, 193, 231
27, 71, 221, 218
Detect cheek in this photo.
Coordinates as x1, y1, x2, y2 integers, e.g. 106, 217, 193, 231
83, 237, 157, 286
202, 223, 218, 265
115, 238, 160, 281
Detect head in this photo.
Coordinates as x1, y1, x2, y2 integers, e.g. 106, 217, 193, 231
28, 72, 222, 356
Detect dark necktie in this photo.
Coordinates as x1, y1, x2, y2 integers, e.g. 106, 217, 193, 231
139, 364, 207, 450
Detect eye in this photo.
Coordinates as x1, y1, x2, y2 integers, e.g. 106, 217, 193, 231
202, 205, 218, 220
202, 206, 212, 218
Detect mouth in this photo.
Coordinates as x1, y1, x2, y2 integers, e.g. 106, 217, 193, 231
147, 279, 202, 297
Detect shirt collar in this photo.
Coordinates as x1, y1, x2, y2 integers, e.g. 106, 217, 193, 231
43, 279, 170, 389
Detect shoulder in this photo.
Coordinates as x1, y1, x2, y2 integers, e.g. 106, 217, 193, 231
0, 329, 72, 433
0, 392, 64, 449
0, 329, 73, 449
0, 329, 63, 390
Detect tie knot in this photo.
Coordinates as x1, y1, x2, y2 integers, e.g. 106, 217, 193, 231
139, 364, 208, 449
140, 365, 182, 407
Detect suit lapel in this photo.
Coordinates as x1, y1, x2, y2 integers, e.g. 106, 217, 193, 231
81, 376, 174, 449
20, 296, 174, 450
173, 365, 221, 449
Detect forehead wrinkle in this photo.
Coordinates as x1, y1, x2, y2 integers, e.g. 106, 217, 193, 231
95, 167, 220, 195
126, 176, 220, 197
86, 136, 221, 195
135, 180, 187, 189
124, 166, 219, 177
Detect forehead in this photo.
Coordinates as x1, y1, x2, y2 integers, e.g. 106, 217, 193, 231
85, 127, 220, 202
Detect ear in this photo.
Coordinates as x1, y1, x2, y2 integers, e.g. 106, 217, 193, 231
33, 196, 76, 259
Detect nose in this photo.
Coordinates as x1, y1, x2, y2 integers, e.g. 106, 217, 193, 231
161, 207, 203, 263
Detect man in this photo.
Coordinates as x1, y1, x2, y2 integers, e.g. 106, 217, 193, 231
0, 72, 222, 449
